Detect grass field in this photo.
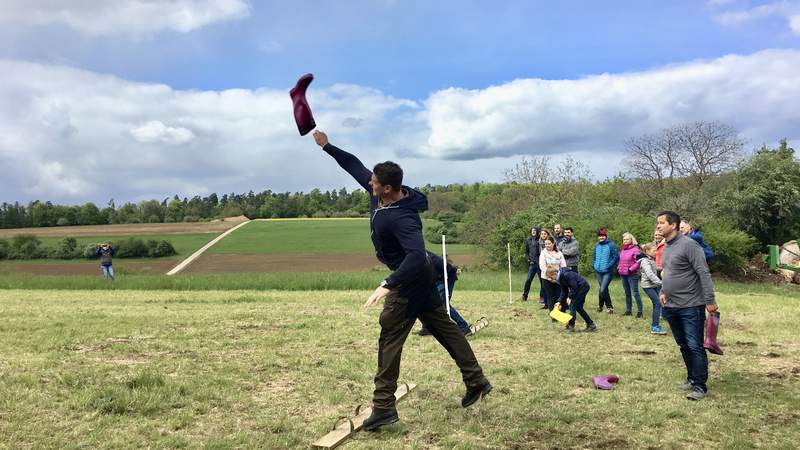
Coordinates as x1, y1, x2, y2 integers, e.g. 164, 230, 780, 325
208, 219, 478, 256
1, 286, 798, 449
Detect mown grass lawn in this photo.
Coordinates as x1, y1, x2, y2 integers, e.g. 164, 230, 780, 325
1, 287, 798, 449
209, 219, 478, 256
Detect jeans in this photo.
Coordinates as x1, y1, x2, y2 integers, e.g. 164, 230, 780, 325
594, 271, 613, 309
662, 305, 708, 392
620, 275, 643, 313
542, 279, 562, 311
522, 262, 542, 300
568, 287, 593, 327
101, 264, 114, 279
433, 280, 471, 333
643, 286, 662, 326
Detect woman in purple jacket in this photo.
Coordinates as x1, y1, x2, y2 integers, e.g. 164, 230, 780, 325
617, 232, 643, 317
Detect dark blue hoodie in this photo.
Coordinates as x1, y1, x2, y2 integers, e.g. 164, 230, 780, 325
556, 267, 590, 304
323, 143, 437, 301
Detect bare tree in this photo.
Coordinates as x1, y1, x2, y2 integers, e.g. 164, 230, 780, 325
503, 156, 551, 184
504, 155, 592, 184
624, 121, 744, 187
674, 121, 745, 186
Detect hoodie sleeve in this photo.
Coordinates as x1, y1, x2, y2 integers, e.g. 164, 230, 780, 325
322, 143, 372, 192
383, 215, 428, 288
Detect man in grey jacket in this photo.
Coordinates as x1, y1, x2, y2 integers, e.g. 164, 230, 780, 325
657, 210, 718, 401
560, 227, 580, 272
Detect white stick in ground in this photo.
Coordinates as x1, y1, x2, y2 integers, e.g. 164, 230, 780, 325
442, 234, 451, 318
507, 242, 513, 304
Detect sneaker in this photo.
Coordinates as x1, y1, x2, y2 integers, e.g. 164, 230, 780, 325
520, 295, 528, 302
686, 387, 707, 401
636, 312, 643, 319
676, 381, 693, 391
651, 325, 667, 335
416, 328, 432, 337
623, 311, 632, 316
462, 381, 493, 408
607, 308, 614, 315
584, 323, 598, 332
362, 407, 399, 431
562, 325, 575, 332
539, 305, 548, 310
597, 307, 604, 313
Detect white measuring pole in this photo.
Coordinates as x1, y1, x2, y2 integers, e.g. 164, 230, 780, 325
442, 234, 451, 318
507, 242, 513, 304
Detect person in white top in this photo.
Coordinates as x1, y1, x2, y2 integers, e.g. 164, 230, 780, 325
539, 235, 567, 313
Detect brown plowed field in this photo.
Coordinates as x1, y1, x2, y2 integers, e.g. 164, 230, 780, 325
0, 221, 239, 238
1, 261, 177, 275
183, 254, 478, 273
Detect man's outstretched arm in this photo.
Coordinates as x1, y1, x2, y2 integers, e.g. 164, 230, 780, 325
313, 130, 371, 192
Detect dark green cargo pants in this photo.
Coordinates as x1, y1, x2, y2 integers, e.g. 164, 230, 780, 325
372, 290, 488, 409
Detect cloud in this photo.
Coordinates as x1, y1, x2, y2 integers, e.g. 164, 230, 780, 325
0, 49, 798, 203
418, 49, 800, 159
0, 0, 250, 36
712, 1, 800, 34
130, 121, 195, 145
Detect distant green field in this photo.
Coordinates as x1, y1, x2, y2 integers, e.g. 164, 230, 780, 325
208, 219, 478, 256
2, 234, 218, 263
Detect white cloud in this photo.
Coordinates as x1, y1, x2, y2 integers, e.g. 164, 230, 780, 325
712, 1, 800, 35
130, 121, 195, 145
0, 49, 798, 203
0, 0, 250, 36
418, 49, 800, 159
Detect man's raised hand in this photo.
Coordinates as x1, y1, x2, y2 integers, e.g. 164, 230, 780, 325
313, 130, 328, 147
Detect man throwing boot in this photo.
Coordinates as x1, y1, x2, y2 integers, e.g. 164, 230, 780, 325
313, 130, 492, 431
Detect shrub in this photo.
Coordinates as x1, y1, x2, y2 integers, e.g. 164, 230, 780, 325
84, 243, 100, 259
49, 237, 80, 259
145, 239, 176, 257
56, 217, 70, 226
9, 234, 46, 259
701, 224, 759, 275
0, 239, 9, 259
424, 220, 462, 245
112, 238, 149, 258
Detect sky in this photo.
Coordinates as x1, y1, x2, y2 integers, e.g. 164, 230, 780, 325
1, 0, 799, 205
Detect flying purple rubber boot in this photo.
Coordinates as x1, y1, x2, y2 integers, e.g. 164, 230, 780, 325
704, 311, 723, 355
290, 73, 316, 136
592, 374, 620, 390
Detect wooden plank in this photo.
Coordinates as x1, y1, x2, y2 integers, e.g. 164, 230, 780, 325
470, 317, 489, 335
312, 383, 417, 449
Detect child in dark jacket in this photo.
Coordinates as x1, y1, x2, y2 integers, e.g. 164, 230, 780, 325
547, 267, 597, 332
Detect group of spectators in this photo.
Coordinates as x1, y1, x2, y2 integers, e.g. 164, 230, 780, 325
521, 220, 713, 335
520, 212, 718, 400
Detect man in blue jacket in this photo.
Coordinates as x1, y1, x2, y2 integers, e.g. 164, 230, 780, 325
313, 130, 491, 432
592, 228, 618, 314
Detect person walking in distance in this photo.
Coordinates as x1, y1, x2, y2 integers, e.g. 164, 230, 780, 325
95, 243, 116, 280
658, 211, 718, 401
313, 130, 492, 431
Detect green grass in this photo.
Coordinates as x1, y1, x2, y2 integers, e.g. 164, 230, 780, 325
209, 219, 478, 256
2, 234, 218, 263
0, 287, 797, 449
1, 269, 799, 299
